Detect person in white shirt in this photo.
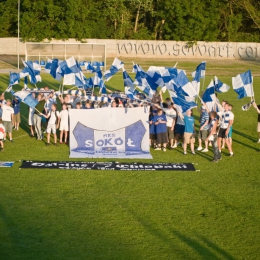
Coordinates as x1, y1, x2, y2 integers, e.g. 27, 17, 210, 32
41, 104, 60, 146
59, 103, 69, 144
217, 102, 234, 157
0, 119, 5, 151
44, 92, 57, 113
2, 99, 14, 142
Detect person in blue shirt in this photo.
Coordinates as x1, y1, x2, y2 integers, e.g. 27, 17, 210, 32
154, 108, 168, 152
12, 97, 21, 130
149, 109, 157, 148
181, 109, 195, 155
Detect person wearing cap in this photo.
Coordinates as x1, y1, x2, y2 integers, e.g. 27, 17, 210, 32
197, 106, 210, 152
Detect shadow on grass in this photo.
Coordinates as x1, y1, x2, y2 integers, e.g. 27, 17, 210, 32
233, 129, 256, 143
171, 229, 236, 260
126, 207, 235, 260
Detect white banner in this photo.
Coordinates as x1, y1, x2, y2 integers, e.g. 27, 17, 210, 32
69, 107, 152, 159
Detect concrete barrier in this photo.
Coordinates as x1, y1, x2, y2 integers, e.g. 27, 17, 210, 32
0, 38, 260, 60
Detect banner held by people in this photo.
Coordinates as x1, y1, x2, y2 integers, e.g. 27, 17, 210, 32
69, 107, 152, 159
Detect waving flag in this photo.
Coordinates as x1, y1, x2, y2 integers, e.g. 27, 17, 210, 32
202, 80, 216, 111
100, 81, 107, 94
192, 61, 206, 94
85, 77, 94, 88
104, 58, 124, 81
175, 71, 198, 97
93, 65, 103, 87
134, 64, 162, 92
84, 61, 96, 73
9, 72, 20, 85
57, 57, 86, 86
9, 70, 29, 86
123, 69, 134, 89
13, 90, 38, 108
232, 70, 253, 99
22, 60, 42, 84
45, 59, 62, 81
214, 76, 230, 93
169, 90, 197, 114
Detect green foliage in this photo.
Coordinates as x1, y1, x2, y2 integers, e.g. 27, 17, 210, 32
0, 0, 260, 42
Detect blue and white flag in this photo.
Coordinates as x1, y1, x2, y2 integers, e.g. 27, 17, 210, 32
123, 69, 135, 91
22, 60, 42, 84
45, 58, 63, 81
134, 64, 162, 92
132, 63, 143, 73
85, 77, 94, 88
9, 72, 20, 85
232, 70, 254, 99
169, 90, 197, 114
104, 58, 124, 81
57, 57, 85, 86
93, 66, 103, 87
202, 80, 216, 111
214, 76, 230, 93
192, 61, 206, 94
13, 90, 38, 108
192, 61, 206, 79
100, 81, 107, 94
9, 70, 29, 86
175, 71, 198, 97
84, 61, 96, 73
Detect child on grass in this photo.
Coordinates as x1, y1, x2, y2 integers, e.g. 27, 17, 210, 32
41, 104, 60, 146
59, 103, 69, 144
154, 108, 168, 152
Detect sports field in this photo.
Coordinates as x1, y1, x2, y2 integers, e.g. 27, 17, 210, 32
0, 59, 260, 260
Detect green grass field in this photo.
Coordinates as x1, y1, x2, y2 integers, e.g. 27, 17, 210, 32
0, 59, 260, 260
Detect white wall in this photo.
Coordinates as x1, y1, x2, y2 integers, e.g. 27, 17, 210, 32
1, 38, 260, 60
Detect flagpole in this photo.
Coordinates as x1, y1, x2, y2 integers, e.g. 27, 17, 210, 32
201, 76, 206, 93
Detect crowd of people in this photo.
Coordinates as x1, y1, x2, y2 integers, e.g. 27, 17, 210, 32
0, 87, 259, 162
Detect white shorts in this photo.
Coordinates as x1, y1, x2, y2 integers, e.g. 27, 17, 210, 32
59, 124, 69, 131
46, 124, 57, 134
28, 112, 34, 126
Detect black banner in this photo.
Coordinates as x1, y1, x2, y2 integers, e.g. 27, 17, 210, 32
20, 161, 196, 171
